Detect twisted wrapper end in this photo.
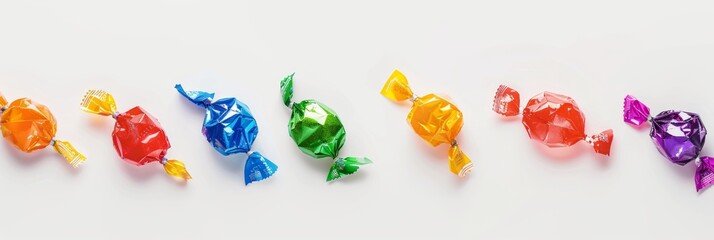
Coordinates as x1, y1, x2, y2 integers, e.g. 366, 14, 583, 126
280, 73, 295, 108
381, 69, 415, 103
244, 151, 279, 185
175, 84, 215, 108
584, 129, 614, 156
695, 157, 714, 192
326, 157, 372, 182
51, 139, 86, 167
449, 141, 473, 177
80, 90, 118, 117
623, 95, 651, 126
492, 85, 520, 117
0, 93, 7, 111
162, 159, 192, 181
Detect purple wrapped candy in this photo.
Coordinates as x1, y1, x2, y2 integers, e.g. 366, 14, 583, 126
651, 110, 706, 165
624, 95, 712, 192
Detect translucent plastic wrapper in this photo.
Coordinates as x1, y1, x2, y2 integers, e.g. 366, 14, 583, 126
280, 73, 372, 182
492, 85, 613, 156
624, 95, 713, 192
0, 93, 86, 167
175, 84, 277, 185
381, 70, 473, 177
81, 90, 191, 180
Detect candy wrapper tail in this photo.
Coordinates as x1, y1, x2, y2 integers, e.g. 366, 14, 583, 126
448, 142, 473, 177
696, 157, 714, 192
280, 73, 295, 107
80, 90, 118, 116
327, 157, 373, 182
623, 95, 651, 126
381, 69, 415, 102
585, 129, 614, 156
162, 159, 192, 180
244, 151, 279, 185
175, 84, 215, 108
51, 139, 86, 167
0, 93, 7, 109
492, 85, 520, 117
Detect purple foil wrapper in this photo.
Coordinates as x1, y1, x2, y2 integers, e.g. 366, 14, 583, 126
624, 95, 713, 192
651, 110, 707, 166
696, 157, 714, 192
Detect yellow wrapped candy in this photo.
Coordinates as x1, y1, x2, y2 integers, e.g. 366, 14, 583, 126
0, 93, 86, 167
381, 70, 473, 177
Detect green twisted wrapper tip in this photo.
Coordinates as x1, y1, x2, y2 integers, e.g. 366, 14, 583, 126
282, 73, 371, 182
280, 73, 294, 107
327, 157, 373, 181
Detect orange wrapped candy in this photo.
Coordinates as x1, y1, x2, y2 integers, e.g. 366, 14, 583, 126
381, 70, 473, 177
0, 93, 85, 167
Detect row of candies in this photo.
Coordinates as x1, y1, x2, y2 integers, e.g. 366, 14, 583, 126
1, 70, 712, 192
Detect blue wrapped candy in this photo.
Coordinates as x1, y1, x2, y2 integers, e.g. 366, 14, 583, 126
175, 84, 278, 185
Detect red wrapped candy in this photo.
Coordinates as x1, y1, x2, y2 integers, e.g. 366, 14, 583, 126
493, 85, 613, 156
112, 106, 171, 165
81, 90, 191, 180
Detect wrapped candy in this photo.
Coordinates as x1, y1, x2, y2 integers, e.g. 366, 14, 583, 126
0, 93, 85, 167
80, 90, 191, 180
381, 70, 473, 177
623, 95, 713, 192
492, 85, 613, 156
280, 73, 372, 182
175, 84, 278, 185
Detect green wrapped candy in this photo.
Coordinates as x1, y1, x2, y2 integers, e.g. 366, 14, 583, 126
289, 100, 345, 159
281, 73, 372, 182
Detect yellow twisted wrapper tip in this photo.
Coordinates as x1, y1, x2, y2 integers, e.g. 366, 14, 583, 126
163, 160, 192, 180
0, 93, 7, 107
448, 144, 473, 177
52, 140, 86, 168
80, 90, 117, 116
381, 69, 414, 102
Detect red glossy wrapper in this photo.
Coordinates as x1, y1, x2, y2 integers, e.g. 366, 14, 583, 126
81, 90, 191, 180
493, 85, 613, 156
113, 106, 171, 166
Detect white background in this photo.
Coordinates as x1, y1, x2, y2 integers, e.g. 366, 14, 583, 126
1, 1, 713, 239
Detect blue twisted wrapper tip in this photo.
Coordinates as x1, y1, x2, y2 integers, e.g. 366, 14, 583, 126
175, 84, 215, 107
175, 84, 259, 155
245, 151, 278, 185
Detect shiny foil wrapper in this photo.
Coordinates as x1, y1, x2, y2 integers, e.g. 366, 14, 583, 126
81, 90, 191, 180
281, 73, 372, 182
113, 106, 171, 165
175, 84, 277, 185
493, 85, 613, 156
381, 70, 473, 177
0, 93, 85, 167
624, 95, 713, 192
